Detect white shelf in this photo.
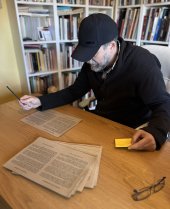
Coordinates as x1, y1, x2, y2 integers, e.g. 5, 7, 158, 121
19, 12, 50, 16
59, 39, 78, 43
61, 67, 82, 72
28, 70, 58, 77
89, 5, 113, 9
23, 40, 56, 44
17, 1, 53, 5
145, 3, 170, 7
14, 0, 114, 94
118, 4, 141, 8
57, 3, 86, 7
140, 40, 169, 45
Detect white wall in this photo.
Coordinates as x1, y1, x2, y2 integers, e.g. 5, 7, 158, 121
0, 0, 28, 104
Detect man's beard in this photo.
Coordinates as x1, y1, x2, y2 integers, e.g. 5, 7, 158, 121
90, 62, 105, 72
89, 53, 110, 73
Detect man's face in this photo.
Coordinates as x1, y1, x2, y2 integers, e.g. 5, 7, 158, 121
87, 45, 110, 72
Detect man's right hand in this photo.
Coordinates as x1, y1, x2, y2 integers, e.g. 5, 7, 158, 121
19, 95, 41, 110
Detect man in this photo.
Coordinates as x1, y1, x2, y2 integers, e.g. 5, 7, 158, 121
20, 13, 170, 151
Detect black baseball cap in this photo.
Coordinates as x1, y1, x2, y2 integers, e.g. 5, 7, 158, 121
71, 13, 118, 62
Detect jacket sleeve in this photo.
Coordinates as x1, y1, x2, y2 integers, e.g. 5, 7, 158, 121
38, 64, 91, 111
134, 50, 170, 149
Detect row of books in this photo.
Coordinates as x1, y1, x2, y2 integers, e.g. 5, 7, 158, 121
117, 8, 140, 40
29, 70, 88, 95
119, 0, 141, 6
119, 0, 170, 6
60, 44, 82, 69
58, 11, 82, 40
29, 74, 58, 94
19, 15, 53, 41
62, 71, 79, 88
25, 45, 57, 73
89, 0, 113, 6
56, 0, 113, 5
141, 7, 170, 41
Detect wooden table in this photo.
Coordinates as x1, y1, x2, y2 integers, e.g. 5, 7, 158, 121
0, 100, 170, 209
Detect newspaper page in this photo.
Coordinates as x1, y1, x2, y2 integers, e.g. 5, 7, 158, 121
3, 137, 102, 198
21, 110, 82, 137
50, 140, 102, 190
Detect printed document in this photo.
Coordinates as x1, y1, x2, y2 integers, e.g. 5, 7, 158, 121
21, 110, 82, 137
3, 137, 102, 198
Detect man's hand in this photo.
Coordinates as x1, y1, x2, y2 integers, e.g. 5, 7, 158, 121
128, 130, 156, 151
19, 95, 41, 110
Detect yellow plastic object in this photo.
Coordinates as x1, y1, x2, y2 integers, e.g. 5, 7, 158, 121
115, 138, 132, 148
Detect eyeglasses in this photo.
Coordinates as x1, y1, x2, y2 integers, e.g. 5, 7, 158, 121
132, 176, 166, 201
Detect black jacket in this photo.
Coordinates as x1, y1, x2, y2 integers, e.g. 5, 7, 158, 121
39, 38, 170, 149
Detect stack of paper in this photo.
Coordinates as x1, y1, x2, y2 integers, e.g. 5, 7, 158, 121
3, 137, 102, 198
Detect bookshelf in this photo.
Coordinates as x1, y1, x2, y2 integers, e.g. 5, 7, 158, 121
13, 0, 114, 95
115, 0, 170, 47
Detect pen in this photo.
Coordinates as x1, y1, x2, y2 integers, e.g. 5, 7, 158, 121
6, 86, 20, 101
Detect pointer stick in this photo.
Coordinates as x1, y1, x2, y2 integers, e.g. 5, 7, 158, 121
6, 86, 20, 101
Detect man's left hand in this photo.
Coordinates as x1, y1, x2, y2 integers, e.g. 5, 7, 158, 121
128, 130, 156, 151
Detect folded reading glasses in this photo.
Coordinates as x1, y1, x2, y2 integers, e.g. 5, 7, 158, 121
132, 176, 166, 201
